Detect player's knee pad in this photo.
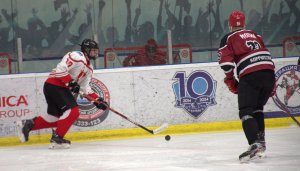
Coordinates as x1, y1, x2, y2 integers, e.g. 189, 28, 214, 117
240, 115, 254, 122
253, 109, 263, 114
239, 108, 254, 120
253, 110, 264, 118
69, 106, 80, 118
60, 106, 80, 120
42, 114, 59, 123
71, 106, 80, 118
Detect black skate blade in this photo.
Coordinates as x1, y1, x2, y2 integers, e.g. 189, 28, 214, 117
239, 153, 264, 163
48, 143, 71, 149
239, 156, 251, 163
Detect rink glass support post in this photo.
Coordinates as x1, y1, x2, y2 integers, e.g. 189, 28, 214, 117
17, 37, 23, 73
167, 29, 173, 64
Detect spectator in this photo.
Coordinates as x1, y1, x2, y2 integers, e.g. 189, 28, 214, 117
123, 39, 167, 66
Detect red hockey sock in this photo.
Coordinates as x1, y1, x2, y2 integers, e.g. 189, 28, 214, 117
55, 106, 80, 138
32, 116, 58, 130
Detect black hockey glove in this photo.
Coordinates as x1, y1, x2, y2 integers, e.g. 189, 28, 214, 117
94, 97, 109, 110
68, 80, 80, 93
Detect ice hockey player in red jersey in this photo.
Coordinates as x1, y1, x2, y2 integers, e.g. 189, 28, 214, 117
218, 11, 275, 162
123, 39, 167, 66
16, 39, 108, 148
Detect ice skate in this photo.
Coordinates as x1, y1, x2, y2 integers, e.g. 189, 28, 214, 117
49, 130, 71, 149
256, 142, 266, 158
239, 142, 265, 163
256, 132, 266, 158
15, 119, 35, 143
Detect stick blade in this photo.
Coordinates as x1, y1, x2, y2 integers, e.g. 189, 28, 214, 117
49, 143, 71, 149
153, 123, 169, 134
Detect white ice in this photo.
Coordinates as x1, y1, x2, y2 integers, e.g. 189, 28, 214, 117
0, 127, 299, 171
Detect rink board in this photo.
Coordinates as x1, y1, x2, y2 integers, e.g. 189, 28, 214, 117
0, 117, 298, 147
0, 57, 299, 146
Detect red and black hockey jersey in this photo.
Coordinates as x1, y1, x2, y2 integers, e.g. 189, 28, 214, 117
218, 29, 274, 78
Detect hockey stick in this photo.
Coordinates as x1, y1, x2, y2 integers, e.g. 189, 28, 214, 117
79, 92, 168, 134
276, 100, 300, 127
273, 85, 300, 127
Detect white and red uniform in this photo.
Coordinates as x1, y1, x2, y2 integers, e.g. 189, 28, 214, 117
218, 29, 275, 78
46, 51, 98, 99
17, 39, 102, 146
31, 51, 99, 138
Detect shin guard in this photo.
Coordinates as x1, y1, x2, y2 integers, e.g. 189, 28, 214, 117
55, 106, 80, 138
32, 116, 58, 130
241, 115, 259, 145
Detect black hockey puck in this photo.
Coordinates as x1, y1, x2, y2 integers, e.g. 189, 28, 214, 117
165, 135, 171, 141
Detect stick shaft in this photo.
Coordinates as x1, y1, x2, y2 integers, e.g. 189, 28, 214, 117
274, 85, 300, 127
108, 107, 154, 134
280, 104, 300, 127
81, 92, 154, 134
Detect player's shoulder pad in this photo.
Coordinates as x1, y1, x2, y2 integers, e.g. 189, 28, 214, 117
74, 51, 84, 56
69, 51, 87, 62
219, 33, 231, 48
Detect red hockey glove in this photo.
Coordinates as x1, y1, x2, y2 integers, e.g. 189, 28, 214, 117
224, 76, 238, 94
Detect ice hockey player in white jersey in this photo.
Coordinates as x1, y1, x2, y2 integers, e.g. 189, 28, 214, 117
16, 39, 108, 149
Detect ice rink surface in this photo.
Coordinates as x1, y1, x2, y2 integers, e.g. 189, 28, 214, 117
0, 127, 299, 171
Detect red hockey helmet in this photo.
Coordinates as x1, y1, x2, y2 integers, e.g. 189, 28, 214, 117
145, 39, 158, 54
229, 10, 245, 27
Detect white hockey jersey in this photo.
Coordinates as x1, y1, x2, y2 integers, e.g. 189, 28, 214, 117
46, 51, 96, 96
